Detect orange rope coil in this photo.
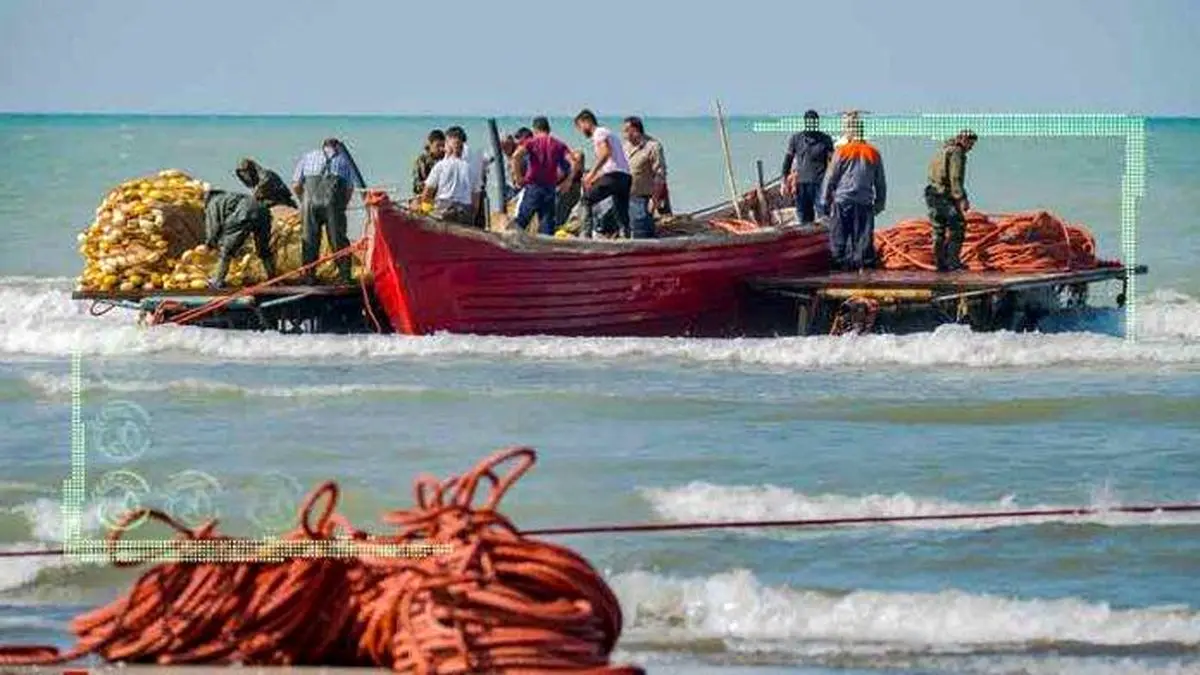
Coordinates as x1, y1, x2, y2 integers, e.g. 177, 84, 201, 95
874, 210, 1122, 273
0, 448, 643, 675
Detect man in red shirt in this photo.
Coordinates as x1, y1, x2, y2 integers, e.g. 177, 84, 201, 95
510, 117, 576, 235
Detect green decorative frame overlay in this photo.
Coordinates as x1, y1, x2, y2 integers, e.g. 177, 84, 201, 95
753, 113, 1144, 341
62, 352, 452, 562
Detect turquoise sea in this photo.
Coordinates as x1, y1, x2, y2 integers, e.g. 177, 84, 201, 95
1, 114, 1200, 675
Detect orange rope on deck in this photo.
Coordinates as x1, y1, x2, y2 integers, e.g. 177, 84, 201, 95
161, 239, 368, 327
0, 448, 642, 675
874, 210, 1123, 273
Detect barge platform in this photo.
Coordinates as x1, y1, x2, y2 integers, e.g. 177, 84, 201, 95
744, 264, 1148, 335
72, 285, 385, 334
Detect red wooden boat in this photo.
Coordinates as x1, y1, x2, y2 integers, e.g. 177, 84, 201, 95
364, 184, 830, 337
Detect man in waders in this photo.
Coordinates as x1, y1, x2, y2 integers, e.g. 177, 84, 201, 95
924, 129, 977, 272
291, 138, 365, 284
202, 186, 277, 289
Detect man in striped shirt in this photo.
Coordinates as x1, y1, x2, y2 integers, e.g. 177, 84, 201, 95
291, 138, 366, 284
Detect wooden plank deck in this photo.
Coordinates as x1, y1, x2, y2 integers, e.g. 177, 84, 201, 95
748, 265, 1146, 295
72, 284, 361, 302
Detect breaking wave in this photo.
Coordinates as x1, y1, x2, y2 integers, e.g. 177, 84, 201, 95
1, 277, 1199, 370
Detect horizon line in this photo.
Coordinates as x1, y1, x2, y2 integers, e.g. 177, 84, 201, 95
1, 110, 1195, 120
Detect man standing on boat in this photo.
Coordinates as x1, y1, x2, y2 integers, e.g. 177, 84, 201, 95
418, 129, 476, 226
834, 110, 863, 149
780, 110, 834, 225
201, 186, 277, 289
573, 109, 632, 239
234, 159, 296, 209
448, 126, 488, 229
925, 129, 978, 272
291, 138, 365, 284
819, 118, 887, 272
510, 117, 575, 236
621, 116, 668, 239
411, 129, 446, 197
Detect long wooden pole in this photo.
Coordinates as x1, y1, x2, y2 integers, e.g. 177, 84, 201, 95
714, 99, 743, 220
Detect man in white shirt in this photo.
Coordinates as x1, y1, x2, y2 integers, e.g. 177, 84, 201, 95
448, 125, 489, 228
419, 129, 475, 226
573, 109, 632, 239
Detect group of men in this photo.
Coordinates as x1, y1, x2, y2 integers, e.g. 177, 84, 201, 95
202, 138, 365, 288
780, 110, 978, 273
410, 110, 670, 239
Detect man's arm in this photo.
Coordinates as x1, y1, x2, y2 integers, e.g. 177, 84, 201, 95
421, 162, 442, 202
204, 203, 222, 249
585, 131, 611, 186
780, 133, 798, 177
510, 144, 529, 186
819, 154, 844, 216
412, 156, 427, 196
651, 141, 668, 186
873, 158, 887, 215
947, 149, 966, 203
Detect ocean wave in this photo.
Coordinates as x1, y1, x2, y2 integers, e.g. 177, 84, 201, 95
19, 371, 437, 400
611, 568, 1200, 655
639, 483, 1200, 532
2, 276, 1200, 369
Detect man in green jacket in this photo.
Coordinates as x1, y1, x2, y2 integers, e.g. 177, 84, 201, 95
203, 188, 277, 289
924, 129, 978, 272
234, 158, 296, 209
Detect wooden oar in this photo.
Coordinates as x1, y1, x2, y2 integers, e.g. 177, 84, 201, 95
714, 99, 743, 221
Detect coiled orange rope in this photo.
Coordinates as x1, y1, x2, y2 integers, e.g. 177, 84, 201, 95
874, 210, 1122, 273
0, 448, 643, 675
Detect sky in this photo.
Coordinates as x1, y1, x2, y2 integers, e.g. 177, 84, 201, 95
1, 0, 1198, 116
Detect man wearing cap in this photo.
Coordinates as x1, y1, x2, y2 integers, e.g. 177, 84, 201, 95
781, 110, 835, 225
201, 186, 277, 289
234, 159, 296, 209
291, 138, 366, 284
924, 130, 978, 272
818, 117, 887, 272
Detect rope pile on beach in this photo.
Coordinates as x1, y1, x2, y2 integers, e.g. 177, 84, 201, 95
0, 447, 643, 675
875, 210, 1122, 273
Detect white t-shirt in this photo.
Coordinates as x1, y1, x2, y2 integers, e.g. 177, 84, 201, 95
424, 156, 473, 206
592, 127, 630, 176
462, 143, 487, 194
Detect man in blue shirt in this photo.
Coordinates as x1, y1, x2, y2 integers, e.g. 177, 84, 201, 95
291, 138, 366, 284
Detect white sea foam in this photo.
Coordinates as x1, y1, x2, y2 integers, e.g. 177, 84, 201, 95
0, 497, 112, 593
640, 483, 1200, 532
2, 276, 1199, 369
20, 371, 435, 399
610, 568, 1200, 654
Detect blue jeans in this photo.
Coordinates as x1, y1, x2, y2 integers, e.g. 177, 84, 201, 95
514, 183, 557, 235
629, 196, 656, 239
830, 200, 878, 270
794, 182, 820, 224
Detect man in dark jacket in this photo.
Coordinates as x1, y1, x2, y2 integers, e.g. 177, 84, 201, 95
781, 110, 835, 225
203, 188, 277, 289
234, 159, 296, 209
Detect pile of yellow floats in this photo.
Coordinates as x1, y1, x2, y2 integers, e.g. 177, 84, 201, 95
76, 170, 361, 294
75, 170, 208, 293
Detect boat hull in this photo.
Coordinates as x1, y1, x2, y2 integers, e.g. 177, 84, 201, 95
368, 205, 830, 337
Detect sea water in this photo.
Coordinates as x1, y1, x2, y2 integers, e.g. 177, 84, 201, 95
1, 114, 1199, 674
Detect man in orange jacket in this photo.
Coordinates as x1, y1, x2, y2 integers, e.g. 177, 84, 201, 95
818, 118, 887, 272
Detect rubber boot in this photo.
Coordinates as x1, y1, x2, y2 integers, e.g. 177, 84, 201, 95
933, 229, 948, 272
945, 229, 966, 272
